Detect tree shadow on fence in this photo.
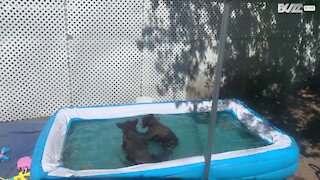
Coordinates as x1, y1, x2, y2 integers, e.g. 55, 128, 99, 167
137, 1, 319, 99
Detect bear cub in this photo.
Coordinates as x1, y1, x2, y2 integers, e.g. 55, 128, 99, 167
117, 119, 157, 165
141, 114, 179, 150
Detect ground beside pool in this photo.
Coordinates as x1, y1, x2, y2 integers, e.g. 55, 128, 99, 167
246, 89, 320, 180
0, 118, 46, 178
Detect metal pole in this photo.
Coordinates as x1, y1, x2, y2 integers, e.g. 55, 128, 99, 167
203, 1, 230, 180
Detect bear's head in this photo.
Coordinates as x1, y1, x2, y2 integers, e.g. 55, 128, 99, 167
117, 119, 138, 131
140, 114, 159, 128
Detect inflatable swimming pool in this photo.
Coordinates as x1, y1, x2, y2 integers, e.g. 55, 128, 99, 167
31, 99, 299, 179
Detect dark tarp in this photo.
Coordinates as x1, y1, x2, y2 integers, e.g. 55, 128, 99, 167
0, 119, 47, 178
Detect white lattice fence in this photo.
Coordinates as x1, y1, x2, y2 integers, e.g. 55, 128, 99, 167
0, 0, 220, 121
0, 0, 70, 121
66, 0, 144, 106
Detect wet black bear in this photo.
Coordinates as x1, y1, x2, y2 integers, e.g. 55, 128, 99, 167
141, 114, 179, 150
117, 119, 157, 165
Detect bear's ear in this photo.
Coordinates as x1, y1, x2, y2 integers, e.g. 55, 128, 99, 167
133, 119, 138, 125
117, 122, 123, 129
142, 114, 152, 121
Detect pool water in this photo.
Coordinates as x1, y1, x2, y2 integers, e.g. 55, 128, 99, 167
62, 112, 268, 170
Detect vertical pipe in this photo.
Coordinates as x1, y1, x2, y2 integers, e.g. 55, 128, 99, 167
203, 1, 230, 180
63, 0, 73, 106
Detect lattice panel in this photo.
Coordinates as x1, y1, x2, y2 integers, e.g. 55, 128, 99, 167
141, 0, 187, 101
0, 0, 227, 121
0, 0, 70, 121
227, 1, 302, 39
67, 0, 144, 106
140, 0, 223, 101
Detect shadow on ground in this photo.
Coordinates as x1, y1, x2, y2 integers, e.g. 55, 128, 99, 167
241, 88, 320, 158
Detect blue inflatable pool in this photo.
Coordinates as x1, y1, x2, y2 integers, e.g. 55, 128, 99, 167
31, 99, 299, 179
